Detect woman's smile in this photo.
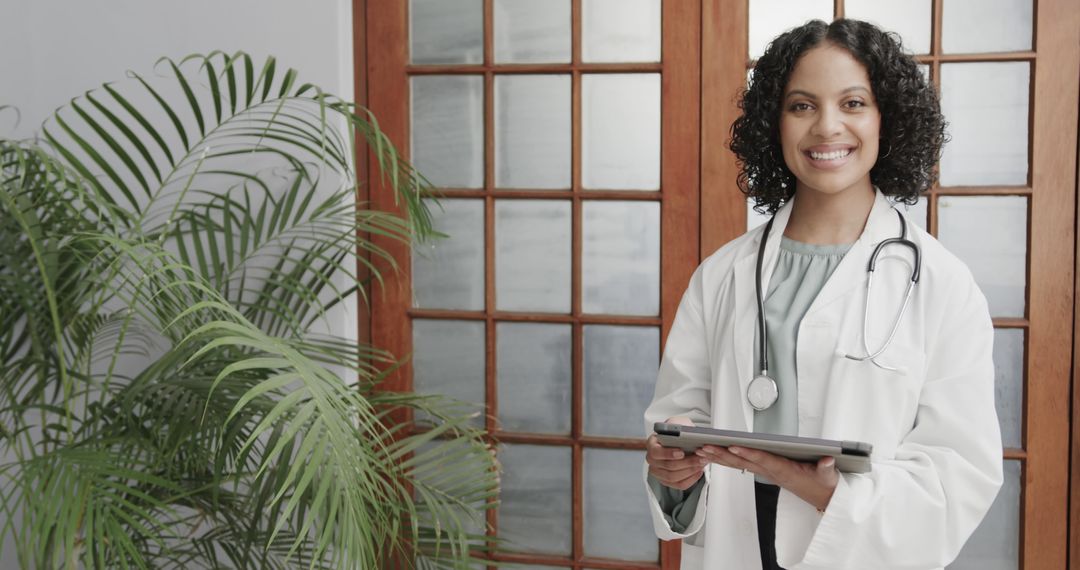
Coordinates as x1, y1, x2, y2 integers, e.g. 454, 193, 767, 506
802, 144, 857, 169
780, 43, 881, 199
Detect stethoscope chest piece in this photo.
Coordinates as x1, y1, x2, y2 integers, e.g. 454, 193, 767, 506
747, 374, 779, 411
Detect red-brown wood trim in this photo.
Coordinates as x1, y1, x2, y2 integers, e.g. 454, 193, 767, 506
487, 550, 660, 570
936, 186, 1034, 196
407, 62, 664, 74
366, 0, 412, 399
1027, 0, 1080, 568
1004, 448, 1028, 461
993, 317, 1030, 329
428, 188, 663, 199
353, 0, 372, 350
702, 0, 750, 258
915, 51, 1038, 64
406, 309, 663, 326
655, 2, 707, 568
1072, 51, 1080, 570
494, 431, 649, 449
661, 0, 703, 342
570, 2, 584, 566
926, 0, 943, 239
482, 2, 500, 561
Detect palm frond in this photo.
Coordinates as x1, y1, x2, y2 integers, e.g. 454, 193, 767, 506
1, 51, 495, 569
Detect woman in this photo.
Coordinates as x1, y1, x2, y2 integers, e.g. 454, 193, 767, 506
643, 19, 1002, 570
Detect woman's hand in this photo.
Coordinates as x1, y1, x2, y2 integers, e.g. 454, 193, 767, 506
697, 445, 839, 511
646, 416, 708, 490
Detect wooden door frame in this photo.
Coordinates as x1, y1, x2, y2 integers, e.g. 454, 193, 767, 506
1031, 2, 1080, 569
702, 1, 1080, 568
358, 0, 1080, 567
359, 1, 702, 568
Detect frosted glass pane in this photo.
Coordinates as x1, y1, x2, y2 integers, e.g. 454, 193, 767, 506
413, 320, 485, 427
412, 198, 484, 310
582, 0, 661, 63
749, 0, 832, 60
899, 198, 927, 232
496, 323, 571, 434
940, 63, 1029, 186
498, 444, 572, 554
993, 329, 1024, 449
410, 0, 483, 64
495, 75, 571, 189
494, 0, 571, 63
948, 461, 1020, 569
583, 325, 659, 437
582, 201, 660, 316
943, 0, 1032, 53
937, 196, 1027, 318
845, 0, 932, 55
495, 200, 572, 312
411, 76, 484, 188
747, 199, 771, 230
584, 449, 660, 561
582, 74, 660, 190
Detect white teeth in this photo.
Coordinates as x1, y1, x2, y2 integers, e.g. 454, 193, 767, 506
808, 149, 853, 161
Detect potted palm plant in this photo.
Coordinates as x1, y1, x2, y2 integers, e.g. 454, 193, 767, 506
0, 52, 495, 569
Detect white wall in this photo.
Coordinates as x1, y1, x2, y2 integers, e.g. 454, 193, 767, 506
0, 2, 356, 566
0, 0, 353, 139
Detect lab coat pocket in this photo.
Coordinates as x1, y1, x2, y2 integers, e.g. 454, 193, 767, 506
825, 342, 925, 452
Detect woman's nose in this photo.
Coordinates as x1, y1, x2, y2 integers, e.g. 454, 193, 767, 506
810, 108, 843, 137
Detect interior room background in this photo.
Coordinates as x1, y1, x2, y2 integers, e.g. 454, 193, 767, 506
4, 0, 1079, 569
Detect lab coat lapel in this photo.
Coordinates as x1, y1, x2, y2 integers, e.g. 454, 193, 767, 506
732, 201, 793, 430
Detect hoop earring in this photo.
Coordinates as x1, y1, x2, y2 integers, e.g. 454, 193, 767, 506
879, 142, 893, 160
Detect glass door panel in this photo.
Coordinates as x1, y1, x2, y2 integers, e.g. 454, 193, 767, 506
410, 0, 484, 64
844, 0, 932, 54
939, 63, 1030, 186
581, 0, 662, 63
748, 0, 831, 59
941, 0, 1033, 54
493, 0, 571, 63
400, 1, 697, 568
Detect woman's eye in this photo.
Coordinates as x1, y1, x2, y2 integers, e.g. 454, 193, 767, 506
843, 100, 866, 109
789, 102, 812, 112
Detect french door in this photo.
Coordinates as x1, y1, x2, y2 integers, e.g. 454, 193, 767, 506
363, 1, 699, 568
359, 0, 1080, 568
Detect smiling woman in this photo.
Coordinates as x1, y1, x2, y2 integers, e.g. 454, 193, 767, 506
730, 19, 946, 217
644, 18, 1001, 570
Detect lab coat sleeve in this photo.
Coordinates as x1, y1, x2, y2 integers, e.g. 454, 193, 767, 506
799, 271, 1003, 569
642, 267, 713, 540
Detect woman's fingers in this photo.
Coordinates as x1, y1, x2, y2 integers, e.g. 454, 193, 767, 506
650, 462, 705, 484
696, 445, 755, 471
665, 470, 706, 491
646, 435, 688, 460
695, 445, 840, 511
646, 434, 708, 487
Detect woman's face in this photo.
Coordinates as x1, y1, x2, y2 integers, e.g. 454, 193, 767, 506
779, 43, 881, 200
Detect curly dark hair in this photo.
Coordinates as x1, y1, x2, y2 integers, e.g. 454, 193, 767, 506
729, 19, 947, 214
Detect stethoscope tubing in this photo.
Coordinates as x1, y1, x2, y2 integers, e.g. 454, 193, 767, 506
752, 208, 921, 408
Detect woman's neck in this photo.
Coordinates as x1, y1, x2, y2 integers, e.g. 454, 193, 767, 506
783, 183, 876, 245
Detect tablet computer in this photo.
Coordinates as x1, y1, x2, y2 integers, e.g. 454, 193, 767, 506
653, 422, 873, 474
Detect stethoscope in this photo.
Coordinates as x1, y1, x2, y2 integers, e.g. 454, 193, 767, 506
746, 209, 922, 412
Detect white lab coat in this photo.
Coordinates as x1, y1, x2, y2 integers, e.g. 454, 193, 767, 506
643, 190, 1003, 570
